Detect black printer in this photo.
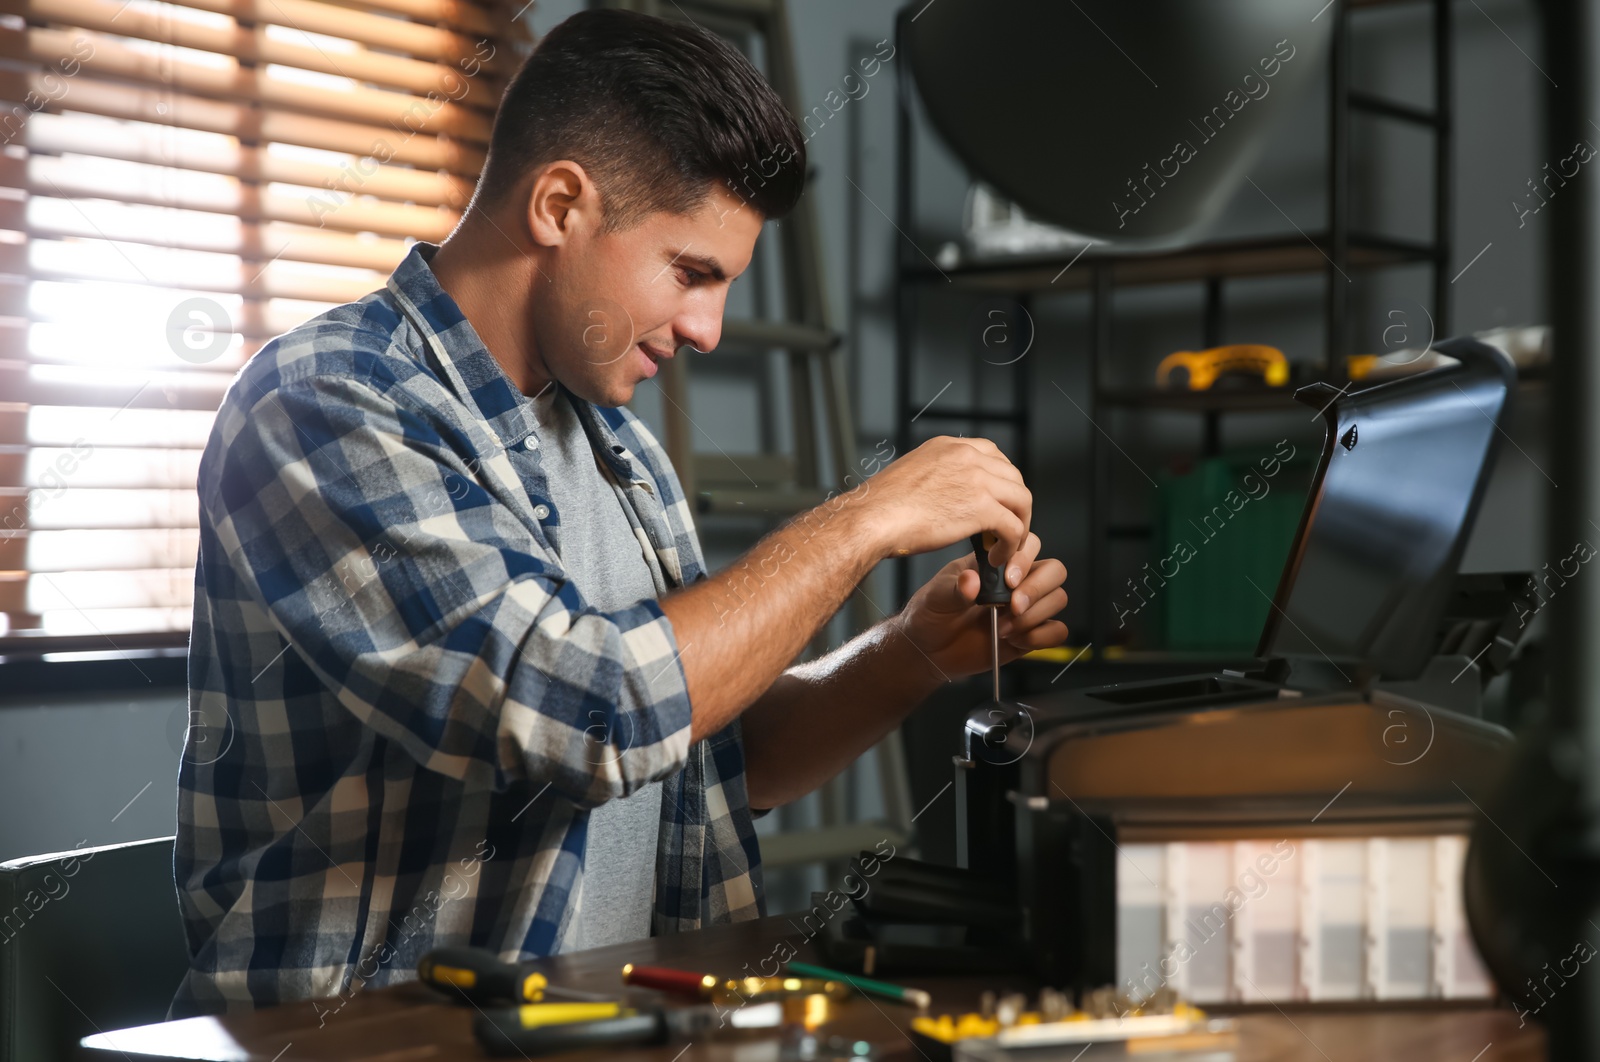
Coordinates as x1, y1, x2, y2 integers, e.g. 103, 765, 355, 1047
826, 336, 1530, 993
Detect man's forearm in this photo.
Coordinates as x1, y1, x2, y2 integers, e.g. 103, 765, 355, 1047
659, 491, 883, 744
655, 432, 1037, 749
740, 616, 947, 808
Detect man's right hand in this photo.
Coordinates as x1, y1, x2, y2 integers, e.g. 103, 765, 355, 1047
660, 433, 1033, 743
856, 435, 1032, 567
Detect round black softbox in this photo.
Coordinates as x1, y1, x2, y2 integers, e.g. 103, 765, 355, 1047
907, 0, 1334, 249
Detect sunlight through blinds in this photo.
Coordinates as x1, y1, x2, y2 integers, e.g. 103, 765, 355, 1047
0, 0, 528, 640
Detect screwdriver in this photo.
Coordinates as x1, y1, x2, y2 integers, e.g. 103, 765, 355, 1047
474, 1000, 785, 1057
418, 946, 613, 1006
621, 963, 852, 1004
970, 532, 1012, 702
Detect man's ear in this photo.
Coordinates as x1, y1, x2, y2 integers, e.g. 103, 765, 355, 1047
526, 160, 598, 247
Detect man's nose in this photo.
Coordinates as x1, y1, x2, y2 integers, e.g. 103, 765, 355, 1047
675, 297, 724, 354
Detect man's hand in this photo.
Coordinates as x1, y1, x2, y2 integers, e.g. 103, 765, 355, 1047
895, 532, 1069, 681
663, 434, 1041, 742
859, 436, 1033, 565
723, 437, 1058, 806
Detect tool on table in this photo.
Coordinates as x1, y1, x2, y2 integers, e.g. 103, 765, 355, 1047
911, 988, 1234, 1062
622, 963, 852, 1004
784, 961, 932, 1011
619, 963, 718, 998
969, 532, 1012, 703
474, 999, 784, 1057
417, 946, 612, 1006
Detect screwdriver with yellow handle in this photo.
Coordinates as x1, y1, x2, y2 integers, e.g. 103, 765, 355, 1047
474, 999, 785, 1057
418, 946, 613, 1006
970, 531, 1013, 701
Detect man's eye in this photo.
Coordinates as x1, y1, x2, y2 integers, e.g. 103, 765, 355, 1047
676, 268, 705, 287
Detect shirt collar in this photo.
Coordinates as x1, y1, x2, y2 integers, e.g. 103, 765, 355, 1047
386, 241, 540, 453
385, 241, 640, 483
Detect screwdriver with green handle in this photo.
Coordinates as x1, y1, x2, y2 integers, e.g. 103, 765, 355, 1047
786, 960, 932, 1010
970, 531, 1012, 702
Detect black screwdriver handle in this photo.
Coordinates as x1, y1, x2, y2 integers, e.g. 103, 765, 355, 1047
969, 532, 1012, 606
474, 1010, 664, 1057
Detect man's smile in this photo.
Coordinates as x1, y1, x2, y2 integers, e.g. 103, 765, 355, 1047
638, 341, 675, 377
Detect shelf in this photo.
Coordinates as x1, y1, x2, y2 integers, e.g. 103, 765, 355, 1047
1099, 365, 1548, 414
1098, 385, 1309, 412
903, 232, 1440, 293
911, 406, 1028, 423
757, 821, 908, 869
714, 318, 837, 352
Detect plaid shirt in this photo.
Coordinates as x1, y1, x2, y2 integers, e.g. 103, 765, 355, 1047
172, 242, 765, 1017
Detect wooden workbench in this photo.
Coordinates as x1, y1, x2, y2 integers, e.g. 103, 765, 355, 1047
81, 914, 1545, 1061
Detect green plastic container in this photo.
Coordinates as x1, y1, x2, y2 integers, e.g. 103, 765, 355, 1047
1137, 449, 1311, 652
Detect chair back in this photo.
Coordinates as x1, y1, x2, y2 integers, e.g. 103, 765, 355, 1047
0, 837, 189, 1062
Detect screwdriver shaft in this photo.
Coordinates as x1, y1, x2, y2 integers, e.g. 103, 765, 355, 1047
990, 607, 1001, 702
970, 532, 1011, 705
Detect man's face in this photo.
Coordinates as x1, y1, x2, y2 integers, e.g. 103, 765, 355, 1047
534, 182, 764, 408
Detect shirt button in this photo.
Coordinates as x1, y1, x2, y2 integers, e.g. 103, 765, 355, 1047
533, 504, 551, 520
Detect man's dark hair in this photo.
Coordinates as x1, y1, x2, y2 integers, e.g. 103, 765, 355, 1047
473, 9, 807, 231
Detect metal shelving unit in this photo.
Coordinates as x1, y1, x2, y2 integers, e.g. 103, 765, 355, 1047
892, 0, 1455, 652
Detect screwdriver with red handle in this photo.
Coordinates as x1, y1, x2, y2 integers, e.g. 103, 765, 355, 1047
970, 531, 1013, 701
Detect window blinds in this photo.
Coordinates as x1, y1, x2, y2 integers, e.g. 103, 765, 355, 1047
0, 0, 527, 642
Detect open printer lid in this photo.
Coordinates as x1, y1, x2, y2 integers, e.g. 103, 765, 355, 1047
1257, 336, 1518, 682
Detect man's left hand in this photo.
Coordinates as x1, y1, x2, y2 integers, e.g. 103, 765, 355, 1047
894, 532, 1069, 682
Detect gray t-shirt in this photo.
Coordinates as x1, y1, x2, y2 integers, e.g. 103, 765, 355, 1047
527, 384, 664, 952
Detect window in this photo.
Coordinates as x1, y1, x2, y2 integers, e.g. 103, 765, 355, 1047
0, 0, 527, 643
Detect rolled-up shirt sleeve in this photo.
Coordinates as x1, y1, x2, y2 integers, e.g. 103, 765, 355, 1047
203, 369, 692, 808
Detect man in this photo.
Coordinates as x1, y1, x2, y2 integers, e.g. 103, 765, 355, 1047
173, 8, 1068, 1015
